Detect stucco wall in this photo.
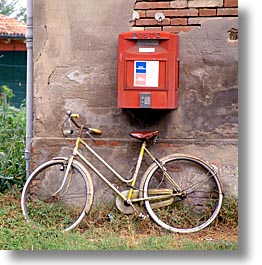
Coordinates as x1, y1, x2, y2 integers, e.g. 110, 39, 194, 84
32, 0, 238, 202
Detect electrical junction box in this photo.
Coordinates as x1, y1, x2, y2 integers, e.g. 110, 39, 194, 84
117, 31, 179, 109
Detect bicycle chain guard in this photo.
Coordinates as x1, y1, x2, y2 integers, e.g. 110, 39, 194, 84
115, 190, 139, 214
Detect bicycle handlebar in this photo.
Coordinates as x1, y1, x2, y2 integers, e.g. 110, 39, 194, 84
65, 110, 102, 136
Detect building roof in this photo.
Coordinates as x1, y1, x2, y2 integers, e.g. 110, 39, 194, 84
0, 14, 26, 38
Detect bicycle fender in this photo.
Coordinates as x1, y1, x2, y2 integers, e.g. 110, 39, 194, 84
52, 157, 69, 161
52, 157, 91, 178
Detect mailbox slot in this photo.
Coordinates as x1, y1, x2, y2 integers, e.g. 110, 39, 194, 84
140, 93, 151, 108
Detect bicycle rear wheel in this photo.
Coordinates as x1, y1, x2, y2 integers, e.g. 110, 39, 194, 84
142, 154, 223, 233
21, 158, 94, 231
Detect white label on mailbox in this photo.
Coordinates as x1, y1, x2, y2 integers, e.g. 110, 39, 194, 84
139, 48, 155, 53
134, 61, 159, 87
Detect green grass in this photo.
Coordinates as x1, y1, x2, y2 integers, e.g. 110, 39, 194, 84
0, 192, 238, 250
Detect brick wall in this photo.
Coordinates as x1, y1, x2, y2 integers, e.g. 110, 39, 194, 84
131, 0, 238, 33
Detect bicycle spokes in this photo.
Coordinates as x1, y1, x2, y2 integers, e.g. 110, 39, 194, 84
143, 156, 223, 233
22, 160, 92, 231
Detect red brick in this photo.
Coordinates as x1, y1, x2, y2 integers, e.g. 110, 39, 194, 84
188, 17, 217, 25
199, 8, 217, 16
146, 8, 198, 18
163, 9, 198, 17
138, 10, 146, 18
146, 10, 161, 17
224, 0, 238, 7
171, 18, 188, 25
130, 27, 145, 31
135, 2, 170, 10
108, 141, 122, 147
170, 0, 188, 9
94, 140, 107, 146
217, 8, 238, 16
188, 0, 223, 8
144, 26, 162, 31
158, 143, 174, 148
136, 18, 170, 26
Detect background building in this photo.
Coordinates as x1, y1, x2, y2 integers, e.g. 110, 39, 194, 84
0, 14, 26, 107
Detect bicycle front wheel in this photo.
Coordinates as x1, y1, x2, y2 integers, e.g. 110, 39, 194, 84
21, 158, 94, 231
142, 154, 223, 233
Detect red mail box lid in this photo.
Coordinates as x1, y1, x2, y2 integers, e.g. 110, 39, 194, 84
122, 31, 172, 40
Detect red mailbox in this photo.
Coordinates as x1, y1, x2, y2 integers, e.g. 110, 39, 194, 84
117, 31, 179, 109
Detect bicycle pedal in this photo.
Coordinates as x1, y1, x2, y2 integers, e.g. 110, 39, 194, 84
139, 213, 146, 220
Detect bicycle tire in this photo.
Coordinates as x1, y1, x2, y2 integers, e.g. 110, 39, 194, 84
141, 153, 223, 233
21, 158, 94, 231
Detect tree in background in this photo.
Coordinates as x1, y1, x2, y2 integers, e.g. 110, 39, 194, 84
0, 0, 26, 23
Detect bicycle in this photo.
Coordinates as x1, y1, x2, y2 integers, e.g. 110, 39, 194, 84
21, 111, 223, 233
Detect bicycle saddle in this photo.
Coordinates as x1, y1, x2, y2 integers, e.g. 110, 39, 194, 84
129, 131, 159, 141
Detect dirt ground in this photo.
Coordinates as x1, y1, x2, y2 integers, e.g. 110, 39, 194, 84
174, 225, 238, 244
